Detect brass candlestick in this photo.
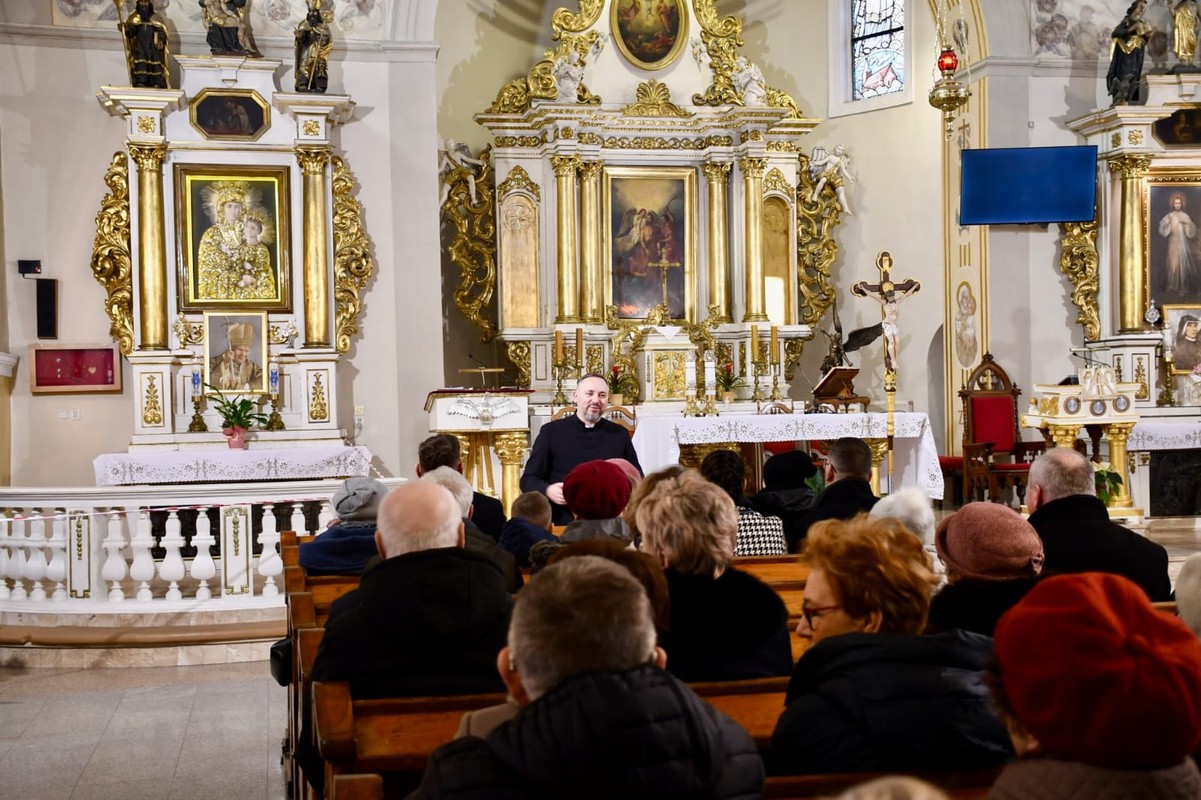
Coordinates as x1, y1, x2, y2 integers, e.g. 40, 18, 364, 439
751, 360, 767, 402
683, 385, 702, 416
769, 362, 784, 401
552, 361, 569, 406
265, 395, 286, 431
187, 395, 208, 433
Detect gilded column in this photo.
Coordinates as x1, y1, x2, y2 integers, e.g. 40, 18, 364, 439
703, 162, 732, 322
297, 146, 333, 347
552, 155, 581, 323
739, 157, 768, 322
1102, 421, 1136, 508
578, 161, 603, 323
1108, 154, 1152, 333
128, 143, 169, 350
494, 431, 529, 517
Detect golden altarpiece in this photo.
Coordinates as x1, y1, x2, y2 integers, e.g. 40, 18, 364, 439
93, 56, 374, 458
450, 1, 853, 420
1051, 73, 1201, 515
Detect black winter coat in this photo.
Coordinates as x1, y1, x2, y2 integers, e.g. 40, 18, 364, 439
752, 487, 817, 552
770, 630, 1013, 775
926, 577, 1038, 637
661, 566, 793, 682
406, 665, 765, 800
797, 479, 878, 539
1028, 494, 1172, 602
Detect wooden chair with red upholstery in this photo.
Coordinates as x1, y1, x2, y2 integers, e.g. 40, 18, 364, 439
940, 353, 1045, 506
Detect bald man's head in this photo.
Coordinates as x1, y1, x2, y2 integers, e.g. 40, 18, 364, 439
375, 480, 464, 559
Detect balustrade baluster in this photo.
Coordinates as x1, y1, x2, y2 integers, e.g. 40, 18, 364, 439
191, 506, 216, 600
159, 510, 186, 601
8, 515, 28, 601
316, 499, 335, 531
101, 511, 128, 601
46, 512, 68, 601
0, 515, 10, 600
290, 502, 305, 535
25, 512, 49, 601
257, 503, 282, 597
129, 510, 156, 602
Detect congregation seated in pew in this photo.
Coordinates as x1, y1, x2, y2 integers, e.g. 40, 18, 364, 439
770, 515, 1013, 775
407, 556, 765, 799
298, 476, 389, 576
701, 449, 788, 557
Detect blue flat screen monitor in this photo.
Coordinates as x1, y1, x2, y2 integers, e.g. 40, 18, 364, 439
960, 146, 1098, 225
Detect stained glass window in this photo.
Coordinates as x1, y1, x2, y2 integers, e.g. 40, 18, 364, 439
851, 0, 906, 101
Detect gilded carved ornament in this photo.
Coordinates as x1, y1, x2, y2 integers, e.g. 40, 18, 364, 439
550, 155, 581, 176
1106, 153, 1152, 178
795, 152, 849, 327
763, 168, 792, 195
1129, 129, 1144, 145
302, 120, 321, 136
296, 146, 330, 175
309, 373, 330, 421
142, 375, 164, 426
738, 157, 766, 178
330, 156, 378, 353
550, 0, 604, 39
495, 135, 545, 148
603, 135, 707, 150
1058, 217, 1102, 341
623, 81, 693, 118
172, 312, 203, 346
654, 352, 687, 399
493, 431, 529, 465
577, 161, 603, 181
605, 304, 651, 402
90, 153, 135, 356
505, 341, 531, 387
498, 165, 541, 201
442, 145, 498, 343
488, 32, 602, 114
128, 142, 166, 171
690, 0, 801, 118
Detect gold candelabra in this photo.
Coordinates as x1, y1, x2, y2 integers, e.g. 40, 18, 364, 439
187, 395, 208, 433
769, 363, 784, 401
265, 395, 286, 431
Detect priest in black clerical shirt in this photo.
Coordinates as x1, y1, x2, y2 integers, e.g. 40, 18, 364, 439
521, 373, 642, 525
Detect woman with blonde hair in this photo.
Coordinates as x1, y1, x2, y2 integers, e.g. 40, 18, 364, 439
636, 470, 792, 681
770, 515, 1011, 775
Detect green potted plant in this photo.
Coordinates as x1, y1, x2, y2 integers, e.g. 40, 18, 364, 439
607, 364, 635, 405
1093, 461, 1123, 506
205, 384, 268, 449
715, 362, 745, 402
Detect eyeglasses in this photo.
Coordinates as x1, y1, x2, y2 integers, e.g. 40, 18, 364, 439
801, 603, 842, 629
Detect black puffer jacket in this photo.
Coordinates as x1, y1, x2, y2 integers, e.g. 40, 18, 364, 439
406, 665, 765, 800
770, 630, 1012, 775
752, 487, 817, 552
661, 566, 793, 682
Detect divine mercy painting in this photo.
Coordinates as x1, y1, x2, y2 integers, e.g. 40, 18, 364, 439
604, 167, 695, 321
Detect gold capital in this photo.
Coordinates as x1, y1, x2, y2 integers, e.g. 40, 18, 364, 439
1105, 153, 1152, 179
494, 431, 529, 517
128, 143, 166, 171
550, 155, 580, 178
297, 146, 331, 175
702, 161, 731, 182
578, 160, 603, 180
738, 157, 766, 179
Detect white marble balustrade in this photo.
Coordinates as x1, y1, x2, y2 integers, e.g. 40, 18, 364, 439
0, 477, 404, 614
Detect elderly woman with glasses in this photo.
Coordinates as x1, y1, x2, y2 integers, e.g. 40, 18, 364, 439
636, 470, 792, 682
770, 515, 1012, 775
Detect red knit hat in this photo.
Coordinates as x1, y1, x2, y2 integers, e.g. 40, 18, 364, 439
935, 502, 1044, 581
994, 572, 1201, 769
563, 460, 633, 520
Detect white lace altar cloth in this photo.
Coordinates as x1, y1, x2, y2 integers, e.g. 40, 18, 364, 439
632, 412, 944, 499
94, 446, 373, 486
1128, 419, 1201, 452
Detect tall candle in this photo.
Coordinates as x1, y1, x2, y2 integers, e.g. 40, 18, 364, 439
704, 358, 716, 393
750, 326, 760, 363
191, 368, 201, 393
269, 363, 280, 395
575, 328, 584, 368
554, 330, 564, 364
685, 355, 696, 389
770, 326, 779, 364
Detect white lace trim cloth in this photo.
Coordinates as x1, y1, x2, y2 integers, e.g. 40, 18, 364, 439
93, 446, 373, 486
632, 412, 944, 499
1127, 420, 1201, 452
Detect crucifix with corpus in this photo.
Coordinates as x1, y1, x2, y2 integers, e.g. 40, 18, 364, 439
851, 251, 921, 375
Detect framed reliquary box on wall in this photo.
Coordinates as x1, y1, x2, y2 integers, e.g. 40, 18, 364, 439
29, 344, 122, 395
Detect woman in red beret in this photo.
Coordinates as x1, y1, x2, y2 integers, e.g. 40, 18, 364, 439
988, 572, 1201, 798
770, 515, 1012, 775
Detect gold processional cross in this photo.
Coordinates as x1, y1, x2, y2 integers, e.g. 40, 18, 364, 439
850, 251, 921, 377
649, 248, 683, 314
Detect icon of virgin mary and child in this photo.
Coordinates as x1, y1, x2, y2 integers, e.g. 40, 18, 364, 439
195, 181, 277, 302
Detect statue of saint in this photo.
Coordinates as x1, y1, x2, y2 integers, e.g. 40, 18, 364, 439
1174, 0, 1200, 65
121, 0, 170, 89
199, 0, 257, 57
295, 4, 333, 93
1107, 1, 1153, 105
808, 145, 855, 215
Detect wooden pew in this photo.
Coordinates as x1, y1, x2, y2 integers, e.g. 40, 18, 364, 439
330, 774, 384, 800
763, 767, 1002, 799
284, 566, 360, 624
313, 676, 790, 794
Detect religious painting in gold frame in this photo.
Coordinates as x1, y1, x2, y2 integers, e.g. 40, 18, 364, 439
610, 0, 688, 71
602, 166, 697, 322
1163, 305, 1201, 375
1143, 174, 1201, 309
203, 311, 269, 394
175, 164, 292, 313
190, 88, 270, 141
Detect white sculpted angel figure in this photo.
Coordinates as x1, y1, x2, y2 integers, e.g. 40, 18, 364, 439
438, 139, 484, 207
732, 56, 767, 106
809, 144, 855, 215
553, 50, 585, 102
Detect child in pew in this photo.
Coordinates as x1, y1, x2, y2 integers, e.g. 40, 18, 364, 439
988, 572, 1201, 799
771, 515, 1012, 775
497, 490, 557, 569
413, 556, 763, 799
298, 477, 388, 575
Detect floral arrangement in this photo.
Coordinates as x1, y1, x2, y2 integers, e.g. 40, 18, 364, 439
1093, 461, 1123, 505
715, 362, 746, 392
205, 384, 269, 431
607, 364, 635, 395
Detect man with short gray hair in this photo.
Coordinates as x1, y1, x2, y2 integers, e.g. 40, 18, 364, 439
421, 466, 522, 592
409, 556, 764, 798
1027, 447, 1170, 601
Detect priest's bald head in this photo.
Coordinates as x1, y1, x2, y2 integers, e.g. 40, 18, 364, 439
374, 480, 465, 559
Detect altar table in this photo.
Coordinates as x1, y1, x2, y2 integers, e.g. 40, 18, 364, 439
94, 445, 373, 486
631, 412, 944, 499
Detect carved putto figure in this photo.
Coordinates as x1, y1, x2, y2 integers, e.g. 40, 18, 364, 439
439, 140, 485, 207
552, 50, 585, 102
295, 1, 334, 93
731, 55, 767, 106
120, 0, 170, 88
808, 145, 855, 215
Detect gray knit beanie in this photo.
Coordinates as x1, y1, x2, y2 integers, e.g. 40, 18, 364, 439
331, 477, 387, 522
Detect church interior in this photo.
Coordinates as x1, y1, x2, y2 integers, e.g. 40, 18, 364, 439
4, 0, 1201, 797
